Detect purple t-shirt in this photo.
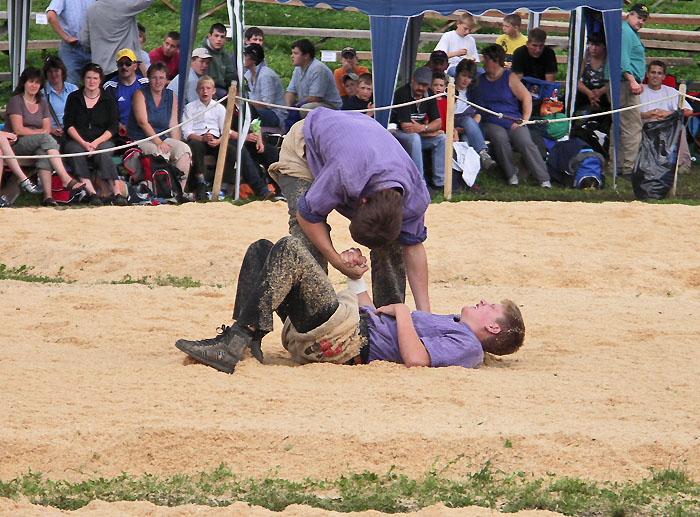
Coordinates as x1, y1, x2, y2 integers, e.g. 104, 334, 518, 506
361, 307, 484, 368
296, 108, 430, 246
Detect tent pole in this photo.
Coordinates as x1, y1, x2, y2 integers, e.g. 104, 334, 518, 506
443, 79, 455, 200
212, 81, 238, 201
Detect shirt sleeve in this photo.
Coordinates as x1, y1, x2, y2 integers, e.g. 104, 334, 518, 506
510, 47, 526, 75
467, 36, 479, 62
392, 87, 412, 124
426, 97, 440, 123
62, 93, 78, 132
545, 48, 558, 75
620, 26, 633, 77
296, 166, 346, 223
434, 33, 450, 53
306, 64, 326, 99
287, 68, 299, 94
39, 99, 50, 121
46, 0, 65, 14
181, 103, 195, 139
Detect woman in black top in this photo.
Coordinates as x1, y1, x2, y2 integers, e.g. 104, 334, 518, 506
64, 63, 126, 205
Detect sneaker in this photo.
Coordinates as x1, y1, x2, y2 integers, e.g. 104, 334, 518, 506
273, 192, 286, 202
0, 195, 12, 208
194, 182, 208, 201
508, 174, 519, 186
540, 180, 552, 188
174, 322, 252, 373
479, 149, 496, 171
20, 178, 42, 195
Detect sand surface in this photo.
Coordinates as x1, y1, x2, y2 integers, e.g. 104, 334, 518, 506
1, 200, 699, 515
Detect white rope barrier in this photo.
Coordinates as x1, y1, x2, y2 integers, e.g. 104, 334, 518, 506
1, 87, 693, 160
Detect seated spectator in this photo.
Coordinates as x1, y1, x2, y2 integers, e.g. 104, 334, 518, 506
342, 73, 359, 99
285, 38, 342, 124
496, 14, 527, 68
80, 0, 151, 76
427, 50, 449, 77
168, 47, 212, 107
149, 31, 180, 82
512, 28, 558, 82
341, 73, 373, 116
230, 102, 277, 198
432, 72, 448, 126
103, 48, 149, 130
127, 62, 192, 193
640, 60, 693, 173
333, 47, 369, 99
435, 13, 479, 69
42, 55, 77, 142
391, 66, 446, 189
576, 32, 608, 112
243, 44, 287, 128
181, 76, 271, 200
63, 63, 126, 206
201, 23, 235, 98
0, 130, 43, 196
5, 67, 92, 206
137, 23, 151, 77
452, 59, 495, 169
472, 45, 551, 187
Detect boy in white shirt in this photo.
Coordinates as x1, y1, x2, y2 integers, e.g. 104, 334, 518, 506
435, 13, 479, 69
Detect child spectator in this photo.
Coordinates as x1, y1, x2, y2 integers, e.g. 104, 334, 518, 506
333, 47, 369, 99
431, 72, 447, 128
341, 73, 373, 116
342, 73, 359, 99
496, 13, 527, 68
435, 13, 479, 69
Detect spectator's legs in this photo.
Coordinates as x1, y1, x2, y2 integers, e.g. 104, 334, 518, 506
59, 41, 92, 85
235, 236, 340, 333
64, 140, 96, 193
370, 243, 406, 308
92, 141, 119, 181
421, 133, 446, 187
616, 82, 642, 176
47, 149, 97, 195
456, 115, 487, 152
188, 139, 209, 179
482, 123, 518, 182
510, 126, 550, 183
236, 141, 271, 197
277, 174, 329, 273
394, 131, 425, 178
256, 107, 281, 128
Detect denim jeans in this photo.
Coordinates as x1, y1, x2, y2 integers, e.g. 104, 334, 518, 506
454, 113, 486, 152
59, 41, 92, 85
393, 130, 446, 187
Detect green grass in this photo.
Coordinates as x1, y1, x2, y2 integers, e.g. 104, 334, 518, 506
109, 273, 202, 289
0, 264, 73, 284
1, 463, 699, 515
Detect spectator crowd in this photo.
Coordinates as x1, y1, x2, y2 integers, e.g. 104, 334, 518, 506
1, 2, 693, 207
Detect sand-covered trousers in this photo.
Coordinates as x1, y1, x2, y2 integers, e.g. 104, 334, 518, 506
232, 237, 367, 364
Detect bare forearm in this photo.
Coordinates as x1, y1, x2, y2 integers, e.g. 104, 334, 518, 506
394, 304, 430, 367
285, 92, 297, 106
403, 242, 430, 312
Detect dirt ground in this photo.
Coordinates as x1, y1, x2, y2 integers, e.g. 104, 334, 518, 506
1, 200, 699, 516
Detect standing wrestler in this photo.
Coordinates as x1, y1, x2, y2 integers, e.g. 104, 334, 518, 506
268, 108, 431, 311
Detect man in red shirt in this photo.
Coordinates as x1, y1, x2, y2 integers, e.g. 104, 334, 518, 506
148, 31, 180, 82
333, 47, 369, 99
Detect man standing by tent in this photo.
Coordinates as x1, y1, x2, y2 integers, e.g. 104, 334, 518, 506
268, 108, 432, 312
614, 3, 648, 177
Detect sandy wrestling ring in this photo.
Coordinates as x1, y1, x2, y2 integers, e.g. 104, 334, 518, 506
1, 200, 699, 515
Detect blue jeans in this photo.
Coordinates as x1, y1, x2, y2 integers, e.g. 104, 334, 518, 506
256, 107, 282, 128
59, 41, 92, 85
454, 113, 486, 152
394, 130, 446, 187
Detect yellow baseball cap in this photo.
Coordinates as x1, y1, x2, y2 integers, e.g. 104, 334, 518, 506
116, 48, 138, 62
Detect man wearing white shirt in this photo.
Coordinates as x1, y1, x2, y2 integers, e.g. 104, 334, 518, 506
640, 60, 693, 172
182, 75, 229, 200
182, 75, 273, 200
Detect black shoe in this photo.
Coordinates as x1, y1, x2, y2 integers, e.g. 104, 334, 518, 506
194, 182, 208, 201
88, 194, 103, 206
112, 194, 128, 206
174, 322, 252, 373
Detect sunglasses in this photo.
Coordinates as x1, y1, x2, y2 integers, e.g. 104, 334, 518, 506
118, 60, 135, 67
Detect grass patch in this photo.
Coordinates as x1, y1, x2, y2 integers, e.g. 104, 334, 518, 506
0, 264, 73, 284
110, 273, 202, 289
1, 463, 699, 515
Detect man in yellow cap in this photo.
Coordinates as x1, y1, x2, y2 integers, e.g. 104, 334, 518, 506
103, 49, 149, 131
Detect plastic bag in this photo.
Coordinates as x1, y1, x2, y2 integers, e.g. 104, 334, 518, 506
632, 110, 685, 200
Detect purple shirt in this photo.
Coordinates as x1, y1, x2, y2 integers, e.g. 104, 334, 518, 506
297, 108, 430, 246
361, 307, 484, 368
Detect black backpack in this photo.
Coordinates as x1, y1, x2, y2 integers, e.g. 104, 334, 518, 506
123, 149, 185, 203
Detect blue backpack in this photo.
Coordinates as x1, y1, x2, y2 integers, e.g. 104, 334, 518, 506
571, 149, 605, 189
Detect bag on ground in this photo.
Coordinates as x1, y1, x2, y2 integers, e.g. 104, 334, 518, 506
546, 138, 605, 189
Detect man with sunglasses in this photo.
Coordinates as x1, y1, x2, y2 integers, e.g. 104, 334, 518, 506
103, 49, 149, 131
